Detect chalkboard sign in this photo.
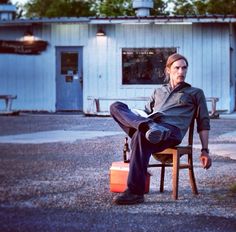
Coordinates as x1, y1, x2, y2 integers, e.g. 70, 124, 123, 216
122, 48, 176, 85
0, 40, 48, 55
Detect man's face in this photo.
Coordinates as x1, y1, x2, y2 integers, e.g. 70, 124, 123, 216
167, 59, 188, 87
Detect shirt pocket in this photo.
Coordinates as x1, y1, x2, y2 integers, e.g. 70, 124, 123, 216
153, 90, 168, 108
178, 92, 193, 105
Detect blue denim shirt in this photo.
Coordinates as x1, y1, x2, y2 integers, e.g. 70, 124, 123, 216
145, 82, 210, 139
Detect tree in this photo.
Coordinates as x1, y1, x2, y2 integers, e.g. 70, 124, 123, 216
169, 0, 203, 15
193, 0, 207, 15
25, 0, 96, 18
169, 0, 236, 15
95, 0, 167, 17
96, 0, 135, 17
151, 0, 169, 15
206, 0, 236, 15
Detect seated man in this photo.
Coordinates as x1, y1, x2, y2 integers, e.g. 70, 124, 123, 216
110, 53, 212, 205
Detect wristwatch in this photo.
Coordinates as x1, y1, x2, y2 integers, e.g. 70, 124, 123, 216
201, 148, 209, 153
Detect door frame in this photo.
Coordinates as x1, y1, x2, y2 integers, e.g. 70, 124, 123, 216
55, 46, 83, 111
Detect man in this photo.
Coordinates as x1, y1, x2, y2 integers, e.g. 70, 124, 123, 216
110, 53, 212, 205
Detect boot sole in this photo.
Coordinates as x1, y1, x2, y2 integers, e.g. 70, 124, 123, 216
146, 127, 171, 144
112, 197, 144, 205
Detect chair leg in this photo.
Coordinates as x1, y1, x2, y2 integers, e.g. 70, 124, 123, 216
172, 150, 180, 200
160, 164, 165, 193
188, 154, 198, 195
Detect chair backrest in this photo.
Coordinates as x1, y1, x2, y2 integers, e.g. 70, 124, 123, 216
187, 106, 199, 146
187, 117, 195, 146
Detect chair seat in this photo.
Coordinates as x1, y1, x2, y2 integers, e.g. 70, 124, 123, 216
152, 145, 192, 164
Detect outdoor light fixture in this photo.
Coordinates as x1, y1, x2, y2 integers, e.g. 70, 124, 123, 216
23, 28, 35, 42
96, 27, 106, 36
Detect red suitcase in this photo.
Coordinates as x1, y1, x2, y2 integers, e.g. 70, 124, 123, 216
109, 161, 151, 194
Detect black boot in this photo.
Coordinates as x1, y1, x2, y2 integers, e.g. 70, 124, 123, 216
112, 189, 144, 205
145, 122, 171, 144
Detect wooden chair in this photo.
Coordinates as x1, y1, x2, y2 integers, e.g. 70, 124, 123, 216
148, 116, 198, 200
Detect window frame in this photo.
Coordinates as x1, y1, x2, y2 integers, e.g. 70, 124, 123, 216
121, 47, 177, 86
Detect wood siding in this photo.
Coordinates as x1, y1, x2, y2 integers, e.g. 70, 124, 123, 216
0, 25, 55, 111
0, 22, 234, 113
0, 24, 88, 111
85, 23, 232, 113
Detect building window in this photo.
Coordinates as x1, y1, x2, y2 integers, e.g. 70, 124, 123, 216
61, 52, 78, 75
122, 48, 177, 85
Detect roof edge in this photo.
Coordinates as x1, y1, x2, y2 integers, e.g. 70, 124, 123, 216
0, 15, 236, 26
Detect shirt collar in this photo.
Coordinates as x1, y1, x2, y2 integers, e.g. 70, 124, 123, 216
163, 82, 191, 92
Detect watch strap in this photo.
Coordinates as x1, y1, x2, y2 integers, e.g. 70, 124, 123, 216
201, 148, 209, 153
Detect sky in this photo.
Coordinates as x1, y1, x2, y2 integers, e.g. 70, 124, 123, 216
11, 0, 28, 5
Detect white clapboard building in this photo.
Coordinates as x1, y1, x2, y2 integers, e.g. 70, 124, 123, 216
0, 1, 235, 115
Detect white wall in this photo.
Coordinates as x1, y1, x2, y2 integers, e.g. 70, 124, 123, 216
0, 22, 233, 113
0, 25, 55, 111
230, 24, 236, 111
0, 23, 88, 111
84, 23, 232, 113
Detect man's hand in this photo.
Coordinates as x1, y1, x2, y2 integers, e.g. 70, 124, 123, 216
200, 151, 212, 169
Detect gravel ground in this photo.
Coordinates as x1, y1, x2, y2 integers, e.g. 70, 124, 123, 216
0, 113, 235, 232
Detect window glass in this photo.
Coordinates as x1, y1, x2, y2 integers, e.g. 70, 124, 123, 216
122, 48, 177, 84
61, 52, 78, 75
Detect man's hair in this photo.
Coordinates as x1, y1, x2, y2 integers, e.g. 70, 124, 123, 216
164, 53, 189, 82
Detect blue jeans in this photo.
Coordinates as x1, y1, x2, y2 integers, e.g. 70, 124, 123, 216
110, 101, 182, 195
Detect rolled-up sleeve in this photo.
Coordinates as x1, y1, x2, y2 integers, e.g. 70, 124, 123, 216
196, 89, 210, 132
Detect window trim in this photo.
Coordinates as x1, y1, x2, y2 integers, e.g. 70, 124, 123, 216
121, 47, 177, 86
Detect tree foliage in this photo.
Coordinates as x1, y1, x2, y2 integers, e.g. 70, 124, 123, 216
9, 0, 236, 18
169, 0, 236, 15
25, 0, 96, 18
95, 0, 168, 17
151, 0, 169, 15
206, 0, 236, 15
95, 0, 135, 17
24, 0, 168, 18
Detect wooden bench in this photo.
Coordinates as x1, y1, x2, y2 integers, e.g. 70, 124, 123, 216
0, 95, 17, 115
87, 96, 148, 113
88, 96, 219, 118
206, 97, 219, 119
